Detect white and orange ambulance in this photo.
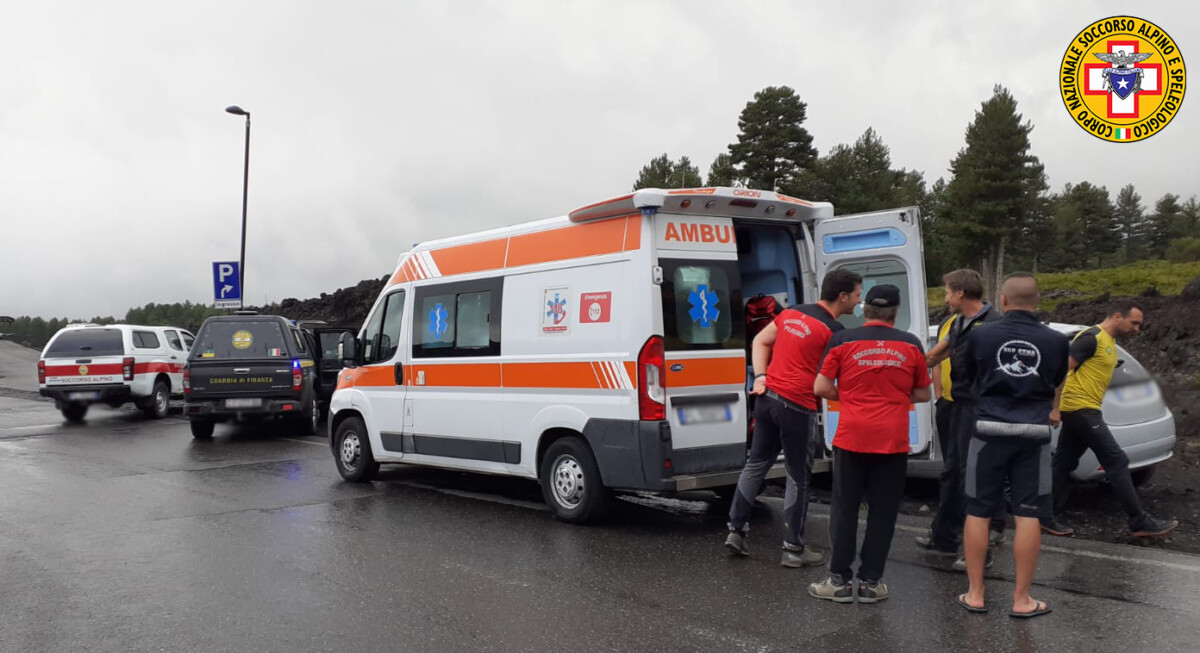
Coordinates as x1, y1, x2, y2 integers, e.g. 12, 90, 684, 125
327, 187, 930, 522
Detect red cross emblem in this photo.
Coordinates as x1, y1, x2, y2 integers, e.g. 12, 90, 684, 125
1084, 40, 1163, 119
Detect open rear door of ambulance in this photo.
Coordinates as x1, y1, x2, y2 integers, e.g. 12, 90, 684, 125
812, 207, 932, 455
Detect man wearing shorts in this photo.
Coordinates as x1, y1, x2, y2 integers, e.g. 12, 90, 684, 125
958, 273, 1069, 618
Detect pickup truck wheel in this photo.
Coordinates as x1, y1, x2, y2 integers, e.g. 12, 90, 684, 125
190, 419, 215, 439
335, 417, 379, 482
297, 397, 319, 436
539, 436, 610, 524
62, 403, 88, 423
143, 381, 169, 420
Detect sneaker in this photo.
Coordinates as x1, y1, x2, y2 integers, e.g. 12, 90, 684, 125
857, 580, 889, 604
1040, 517, 1075, 537
952, 549, 994, 572
1130, 515, 1179, 538
988, 529, 1006, 547
782, 544, 825, 568
809, 576, 855, 603
914, 535, 959, 557
724, 529, 750, 556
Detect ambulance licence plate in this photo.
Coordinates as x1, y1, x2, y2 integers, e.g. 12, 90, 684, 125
226, 398, 262, 409
68, 392, 100, 401
678, 404, 733, 425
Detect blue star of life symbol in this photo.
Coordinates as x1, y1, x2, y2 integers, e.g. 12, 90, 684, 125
688, 284, 720, 328
429, 303, 449, 338
546, 293, 567, 325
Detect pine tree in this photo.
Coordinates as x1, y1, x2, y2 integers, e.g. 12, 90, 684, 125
705, 153, 740, 187
728, 86, 818, 191
798, 128, 926, 215
1148, 193, 1182, 258
941, 85, 1048, 299
1113, 184, 1147, 263
1047, 182, 1116, 270
632, 153, 702, 190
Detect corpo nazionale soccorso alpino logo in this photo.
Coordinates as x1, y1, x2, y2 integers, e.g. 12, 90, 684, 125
1060, 16, 1186, 142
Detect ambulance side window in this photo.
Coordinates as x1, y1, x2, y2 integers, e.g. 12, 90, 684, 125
413, 278, 502, 358
659, 259, 744, 351
362, 290, 405, 365
834, 260, 912, 331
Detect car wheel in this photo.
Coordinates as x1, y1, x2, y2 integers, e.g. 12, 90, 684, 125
62, 403, 88, 423
334, 416, 379, 482
190, 419, 215, 439
539, 436, 610, 524
1131, 466, 1156, 487
143, 381, 169, 419
297, 397, 319, 436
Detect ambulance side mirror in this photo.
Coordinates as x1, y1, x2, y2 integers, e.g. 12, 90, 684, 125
338, 332, 358, 368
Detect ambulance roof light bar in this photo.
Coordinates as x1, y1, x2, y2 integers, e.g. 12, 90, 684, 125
568, 187, 833, 224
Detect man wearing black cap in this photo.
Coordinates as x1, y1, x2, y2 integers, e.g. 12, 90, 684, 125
810, 284, 932, 603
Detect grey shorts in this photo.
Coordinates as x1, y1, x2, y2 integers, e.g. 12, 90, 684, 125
965, 436, 1050, 519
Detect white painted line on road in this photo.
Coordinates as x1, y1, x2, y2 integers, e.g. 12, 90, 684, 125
280, 437, 329, 447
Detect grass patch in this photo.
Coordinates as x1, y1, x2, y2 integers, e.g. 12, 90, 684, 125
927, 260, 1200, 312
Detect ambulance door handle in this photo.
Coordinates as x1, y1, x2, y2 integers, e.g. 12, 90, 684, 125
394, 362, 404, 386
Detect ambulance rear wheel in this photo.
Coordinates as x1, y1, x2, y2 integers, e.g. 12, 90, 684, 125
62, 403, 88, 423
190, 419, 214, 439
540, 436, 610, 524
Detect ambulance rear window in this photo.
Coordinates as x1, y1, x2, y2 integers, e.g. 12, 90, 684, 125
193, 321, 289, 359
660, 259, 744, 351
45, 329, 124, 358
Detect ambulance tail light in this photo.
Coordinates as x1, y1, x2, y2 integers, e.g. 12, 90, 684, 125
182, 366, 191, 395
638, 336, 666, 421
122, 357, 135, 381
37, 360, 46, 384
292, 358, 303, 391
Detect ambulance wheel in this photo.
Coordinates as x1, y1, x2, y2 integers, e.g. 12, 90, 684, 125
540, 436, 610, 524
62, 403, 88, 423
143, 381, 170, 419
335, 416, 379, 482
190, 419, 214, 439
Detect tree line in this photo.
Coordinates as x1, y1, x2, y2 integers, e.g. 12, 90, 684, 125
1, 302, 228, 349
632, 84, 1199, 296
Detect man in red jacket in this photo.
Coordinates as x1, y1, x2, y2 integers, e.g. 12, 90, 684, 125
810, 284, 932, 603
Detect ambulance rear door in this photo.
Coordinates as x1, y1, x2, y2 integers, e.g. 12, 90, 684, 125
812, 207, 932, 455
653, 213, 749, 475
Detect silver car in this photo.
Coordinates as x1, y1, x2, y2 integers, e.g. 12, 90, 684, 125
908, 322, 1176, 484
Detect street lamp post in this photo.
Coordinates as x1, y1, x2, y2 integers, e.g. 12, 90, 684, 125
225, 105, 251, 304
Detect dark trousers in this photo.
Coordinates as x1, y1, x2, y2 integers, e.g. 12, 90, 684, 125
728, 393, 816, 547
1052, 409, 1146, 525
829, 446, 908, 583
930, 400, 1005, 551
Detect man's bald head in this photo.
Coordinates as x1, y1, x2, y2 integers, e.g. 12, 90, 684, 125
1001, 272, 1040, 311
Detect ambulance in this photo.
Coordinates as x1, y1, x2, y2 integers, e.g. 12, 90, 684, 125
327, 187, 930, 523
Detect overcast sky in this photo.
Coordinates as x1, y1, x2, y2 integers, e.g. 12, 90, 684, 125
2, 1, 1196, 319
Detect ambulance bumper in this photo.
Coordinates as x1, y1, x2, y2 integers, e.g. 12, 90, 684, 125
581, 418, 828, 493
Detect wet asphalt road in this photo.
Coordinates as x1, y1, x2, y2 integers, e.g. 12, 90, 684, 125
1, 395, 1199, 652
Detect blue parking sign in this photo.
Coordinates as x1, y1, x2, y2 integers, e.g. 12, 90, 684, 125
213, 261, 242, 308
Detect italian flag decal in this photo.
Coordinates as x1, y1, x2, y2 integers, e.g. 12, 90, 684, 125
1114, 128, 1132, 140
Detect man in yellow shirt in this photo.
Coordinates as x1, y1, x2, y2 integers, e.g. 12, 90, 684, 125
1042, 300, 1178, 538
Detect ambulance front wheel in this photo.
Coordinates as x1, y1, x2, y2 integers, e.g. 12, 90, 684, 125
335, 416, 379, 482
540, 436, 610, 524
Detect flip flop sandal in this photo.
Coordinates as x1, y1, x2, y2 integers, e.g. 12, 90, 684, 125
957, 593, 987, 614
1009, 600, 1052, 619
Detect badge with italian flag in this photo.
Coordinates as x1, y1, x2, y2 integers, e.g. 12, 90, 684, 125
1114, 127, 1133, 140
